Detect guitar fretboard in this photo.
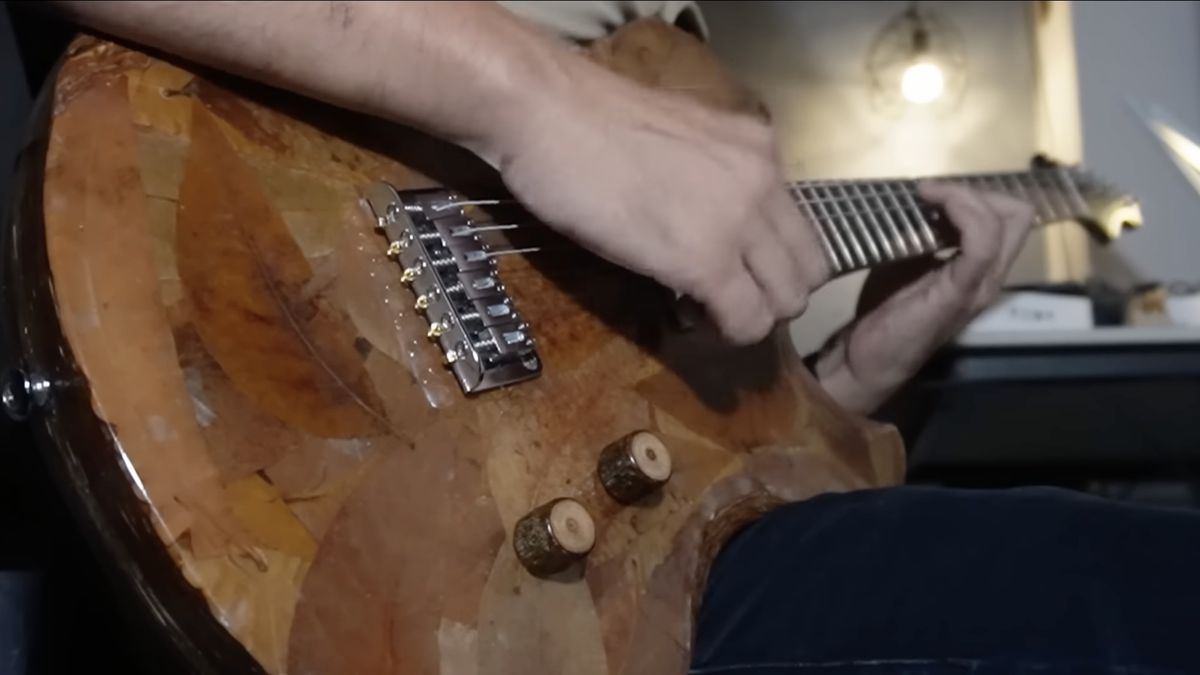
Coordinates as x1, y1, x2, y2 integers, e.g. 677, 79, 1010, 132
790, 168, 1088, 276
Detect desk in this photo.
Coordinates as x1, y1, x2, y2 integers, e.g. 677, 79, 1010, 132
945, 326, 1200, 382
897, 327, 1200, 499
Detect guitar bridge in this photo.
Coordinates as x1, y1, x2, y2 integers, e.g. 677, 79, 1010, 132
363, 183, 541, 395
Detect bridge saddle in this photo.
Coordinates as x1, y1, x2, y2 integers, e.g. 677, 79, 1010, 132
363, 183, 541, 395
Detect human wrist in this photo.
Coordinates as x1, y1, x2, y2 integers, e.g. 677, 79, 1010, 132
431, 10, 599, 167
812, 332, 891, 415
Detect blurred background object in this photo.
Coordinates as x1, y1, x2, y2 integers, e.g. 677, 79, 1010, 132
701, 0, 1200, 506
865, 3, 967, 111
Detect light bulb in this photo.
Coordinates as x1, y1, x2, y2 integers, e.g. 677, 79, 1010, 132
900, 61, 945, 104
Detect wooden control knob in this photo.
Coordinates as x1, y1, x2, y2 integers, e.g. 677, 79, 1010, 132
597, 431, 673, 504
513, 498, 595, 577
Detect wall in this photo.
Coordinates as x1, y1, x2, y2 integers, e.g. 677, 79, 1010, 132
1072, 0, 1200, 288
702, 0, 1039, 178
700, 1, 1044, 353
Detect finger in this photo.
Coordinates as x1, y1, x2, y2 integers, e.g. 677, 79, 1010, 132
764, 187, 831, 289
981, 190, 1037, 221
969, 192, 1035, 310
704, 263, 775, 345
917, 181, 1002, 291
745, 237, 809, 318
981, 194, 1033, 270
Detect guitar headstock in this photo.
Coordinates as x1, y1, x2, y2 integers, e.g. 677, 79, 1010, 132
1032, 156, 1142, 244
1064, 166, 1143, 243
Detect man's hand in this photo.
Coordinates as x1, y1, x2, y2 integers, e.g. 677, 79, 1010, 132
814, 182, 1035, 414
494, 67, 830, 344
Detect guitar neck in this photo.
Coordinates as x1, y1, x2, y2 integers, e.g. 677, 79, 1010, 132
791, 167, 1087, 277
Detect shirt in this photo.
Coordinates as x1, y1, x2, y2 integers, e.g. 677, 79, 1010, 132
497, 1, 707, 42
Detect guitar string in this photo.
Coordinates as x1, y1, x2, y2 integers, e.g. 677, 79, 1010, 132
431, 173, 1075, 258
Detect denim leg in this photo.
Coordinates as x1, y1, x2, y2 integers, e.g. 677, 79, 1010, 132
691, 486, 1200, 675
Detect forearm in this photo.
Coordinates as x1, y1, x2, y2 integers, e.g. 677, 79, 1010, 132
49, 1, 583, 161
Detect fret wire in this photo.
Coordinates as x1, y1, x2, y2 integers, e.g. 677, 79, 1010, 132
1011, 174, 1049, 225
859, 180, 902, 258
855, 181, 910, 258
866, 182, 924, 254
796, 183, 855, 269
813, 198, 854, 272
1002, 173, 1042, 224
799, 200, 940, 227
972, 174, 1002, 195
808, 184, 868, 269
791, 168, 1074, 266
787, 201, 927, 220
977, 173, 1011, 201
790, 191, 977, 213
1036, 170, 1075, 218
790, 184, 845, 274
845, 181, 901, 260
1054, 166, 1089, 217
890, 180, 939, 250
960, 175, 984, 190
1024, 174, 1062, 223
829, 182, 885, 263
818, 183, 872, 269
791, 194, 925, 210
864, 180, 916, 251
986, 174, 1009, 194
1037, 171, 1074, 220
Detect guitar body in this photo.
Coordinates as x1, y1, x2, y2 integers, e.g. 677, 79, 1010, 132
6, 20, 902, 675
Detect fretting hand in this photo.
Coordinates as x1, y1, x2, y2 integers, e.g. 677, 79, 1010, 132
813, 182, 1035, 414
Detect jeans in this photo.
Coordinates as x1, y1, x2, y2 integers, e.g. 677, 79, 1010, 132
691, 487, 1200, 675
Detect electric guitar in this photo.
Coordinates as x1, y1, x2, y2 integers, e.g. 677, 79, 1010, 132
2, 19, 1139, 675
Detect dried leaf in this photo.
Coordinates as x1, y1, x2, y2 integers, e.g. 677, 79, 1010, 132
287, 421, 504, 675
225, 474, 317, 559
176, 103, 386, 438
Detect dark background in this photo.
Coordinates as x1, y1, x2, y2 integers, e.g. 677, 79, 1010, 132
3, 6, 147, 673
